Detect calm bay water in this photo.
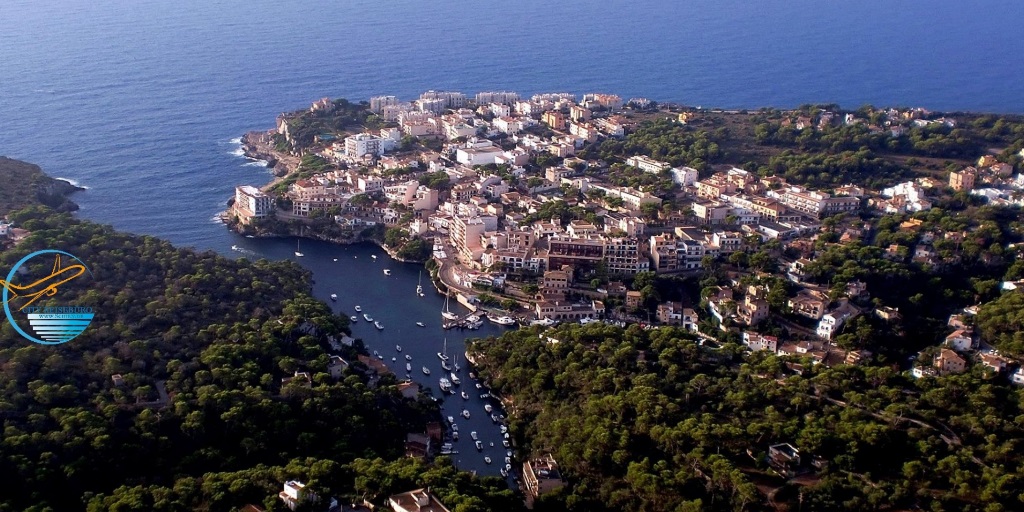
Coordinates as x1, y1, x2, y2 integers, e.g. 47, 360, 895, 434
2, 0, 1024, 477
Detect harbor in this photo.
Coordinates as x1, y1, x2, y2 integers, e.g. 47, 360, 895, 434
228, 234, 516, 478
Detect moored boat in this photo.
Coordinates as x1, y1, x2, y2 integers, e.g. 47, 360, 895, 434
363, 313, 373, 322
330, 293, 337, 301
422, 367, 431, 375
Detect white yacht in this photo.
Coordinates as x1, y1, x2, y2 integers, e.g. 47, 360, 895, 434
491, 315, 516, 325
461, 391, 469, 400
416, 322, 425, 327
350, 315, 358, 322
383, 269, 391, 276
396, 345, 402, 352
475, 440, 483, 451
405, 354, 412, 361
374, 321, 384, 330
363, 313, 373, 322
470, 431, 478, 441
484, 456, 491, 464
484, 404, 493, 413
500, 468, 508, 477
406, 363, 412, 372
294, 238, 303, 257
371, 255, 377, 259
423, 367, 431, 375
439, 377, 452, 392
461, 409, 470, 419
354, 305, 362, 312
330, 294, 337, 301
416, 271, 424, 296
450, 372, 460, 386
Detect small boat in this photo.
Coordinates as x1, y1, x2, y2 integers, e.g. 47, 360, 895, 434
416, 322, 425, 327
461, 409, 470, 419
505, 463, 512, 471
451, 423, 458, 432
500, 468, 508, 477
450, 373, 461, 386
423, 367, 431, 375
245, 235, 254, 238
383, 269, 391, 276
375, 321, 384, 330
406, 363, 412, 372
492, 414, 500, 423
363, 313, 373, 322
371, 255, 377, 259
294, 237, 304, 257
350, 315, 358, 322
461, 391, 469, 400
505, 457, 511, 464
333, 258, 338, 262
330, 294, 337, 301
484, 456, 491, 464
391, 357, 396, 362
417, 271, 424, 296
440, 378, 452, 392
475, 441, 483, 451
470, 431, 478, 440
480, 393, 491, 399
372, 350, 379, 358
377, 354, 384, 360
437, 352, 449, 361
490, 442, 495, 447
469, 372, 476, 379
484, 404, 493, 413
504, 433, 509, 439
441, 360, 452, 371
405, 354, 412, 361
491, 315, 516, 325
396, 345, 402, 352
502, 439, 509, 448
354, 305, 362, 312
506, 450, 513, 457
453, 431, 459, 441
453, 355, 461, 372
475, 383, 482, 389
447, 416, 454, 424
500, 425, 508, 434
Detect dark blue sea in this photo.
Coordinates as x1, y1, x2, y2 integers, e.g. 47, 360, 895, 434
2, 0, 1023, 476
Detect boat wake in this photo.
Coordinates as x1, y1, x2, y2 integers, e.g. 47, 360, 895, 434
231, 245, 259, 257
55, 177, 89, 190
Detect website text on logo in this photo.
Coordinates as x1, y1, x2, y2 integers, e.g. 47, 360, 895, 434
1, 250, 94, 345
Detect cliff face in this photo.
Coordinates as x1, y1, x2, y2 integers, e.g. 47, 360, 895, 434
0, 156, 84, 214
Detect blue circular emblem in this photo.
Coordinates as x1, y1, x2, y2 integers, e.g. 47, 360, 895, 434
2, 249, 94, 345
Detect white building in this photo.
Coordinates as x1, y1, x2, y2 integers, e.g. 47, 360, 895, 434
456, 140, 505, 166
369, 95, 399, 113
476, 91, 520, 105
234, 185, 273, 219
626, 155, 671, 174
344, 133, 385, 158
671, 166, 700, 186
278, 481, 317, 511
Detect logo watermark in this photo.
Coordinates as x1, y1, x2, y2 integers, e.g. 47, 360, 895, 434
1, 250, 94, 345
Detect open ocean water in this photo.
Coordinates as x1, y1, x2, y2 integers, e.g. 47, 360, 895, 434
2, 0, 1024, 477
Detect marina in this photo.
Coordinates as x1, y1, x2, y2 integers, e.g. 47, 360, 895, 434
225, 237, 516, 477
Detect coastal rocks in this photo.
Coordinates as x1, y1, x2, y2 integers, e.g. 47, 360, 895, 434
0, 157, 83, 213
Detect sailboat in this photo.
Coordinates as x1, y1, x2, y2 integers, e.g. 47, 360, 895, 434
437, 338, 450, 362
294, 238, 304, 257
416, 271, 424, 297
442, 293, 459, 321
